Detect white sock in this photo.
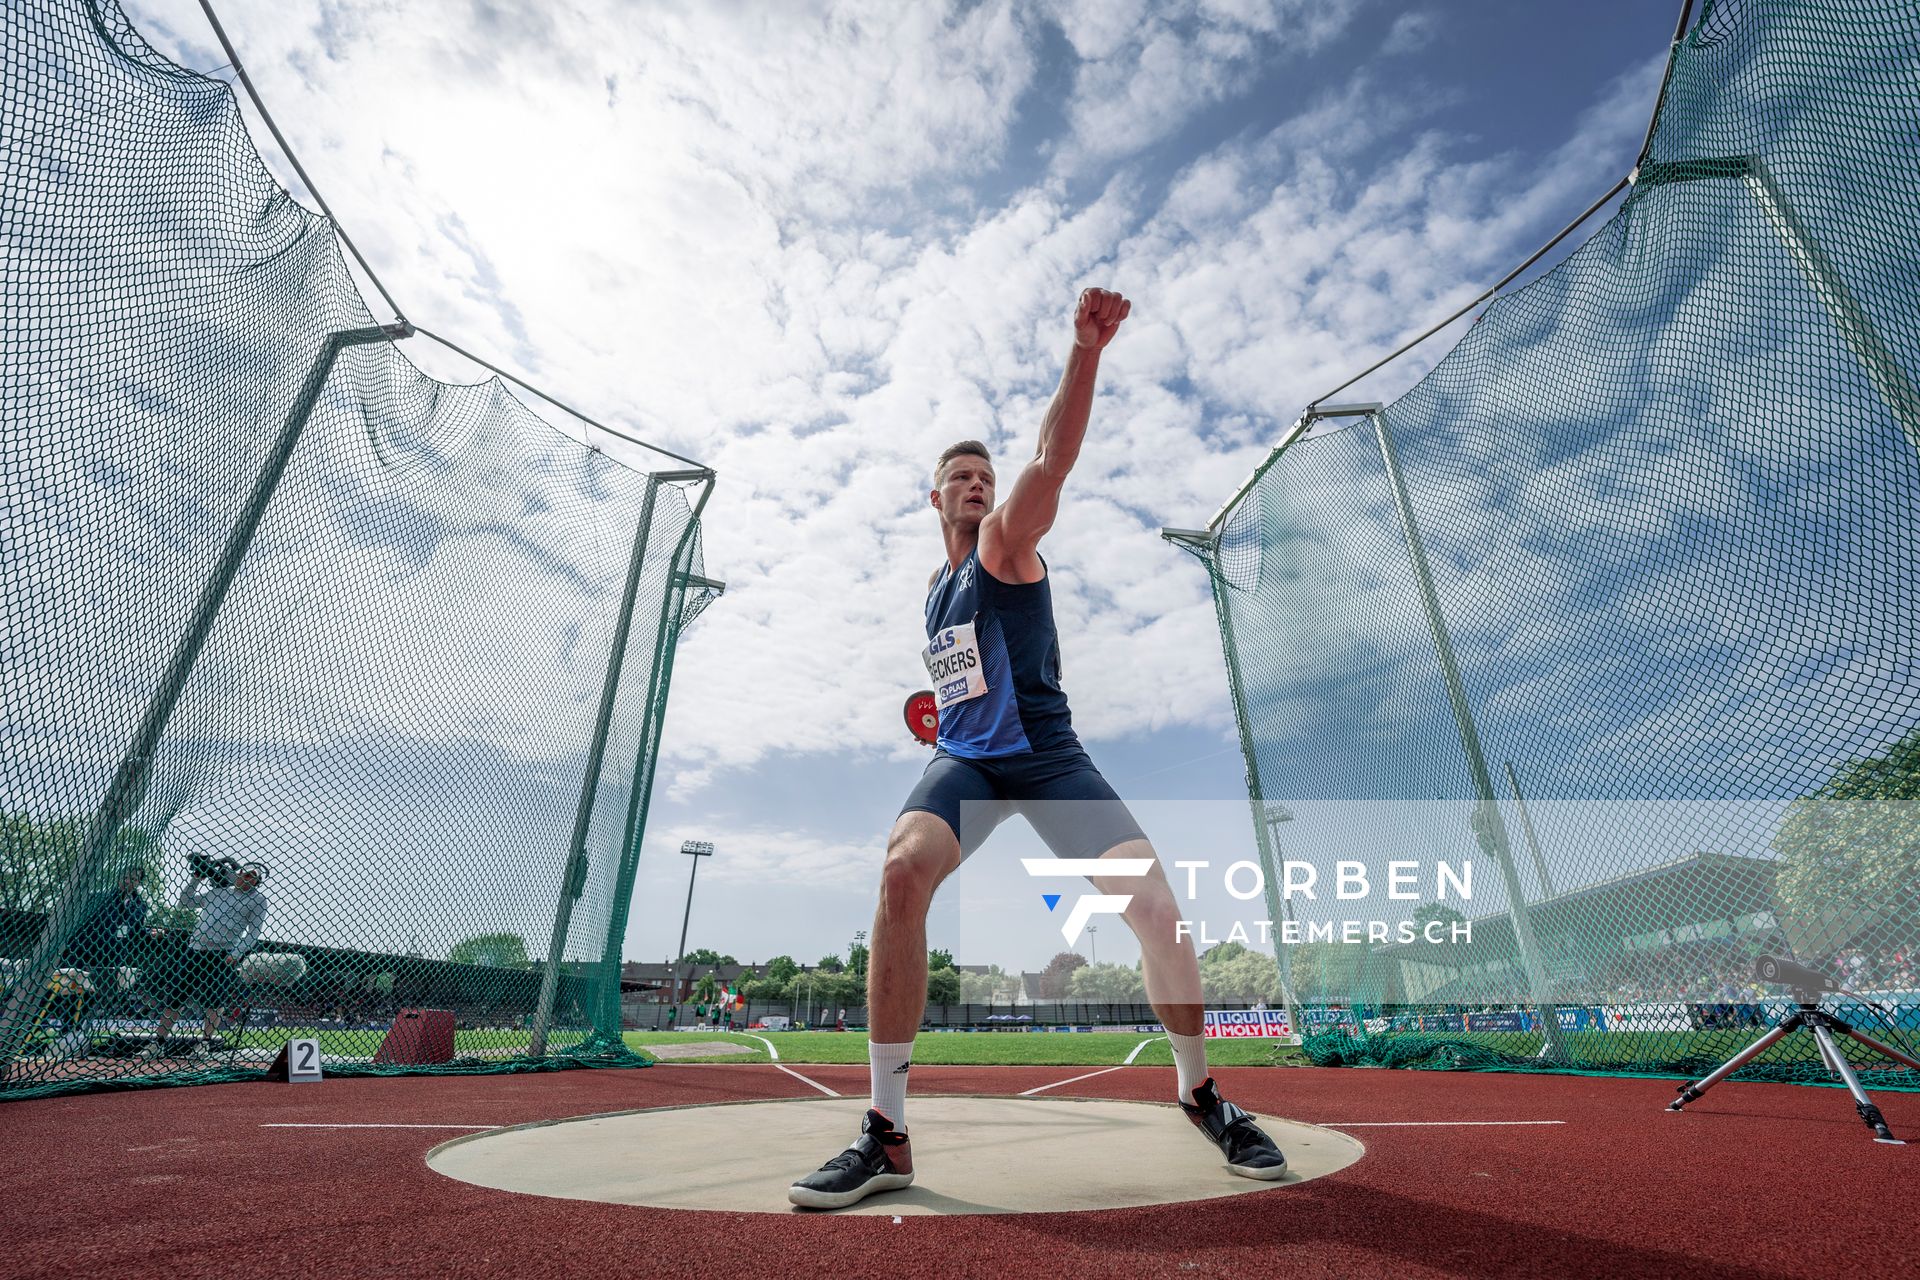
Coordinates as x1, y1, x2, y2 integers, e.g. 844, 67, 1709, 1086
868, 1040, 914, 1129
1167, 1031, 1209, 1104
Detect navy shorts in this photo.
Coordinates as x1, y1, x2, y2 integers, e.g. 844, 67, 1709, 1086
899, 742, 1148, 862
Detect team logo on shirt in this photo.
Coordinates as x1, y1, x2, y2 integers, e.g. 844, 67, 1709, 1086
956, 559, 973, 591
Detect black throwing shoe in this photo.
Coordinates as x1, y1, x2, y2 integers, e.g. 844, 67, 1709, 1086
788, 1107, 915, 1209
1182, 1077, 1288, 1180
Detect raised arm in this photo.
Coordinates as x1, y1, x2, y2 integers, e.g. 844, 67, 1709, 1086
980, 288, 1129, 579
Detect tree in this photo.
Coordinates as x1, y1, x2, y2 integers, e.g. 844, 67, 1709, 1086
928, 947, 954, 971
848, 943, 870, 978
927, 966, 961, 1005
1199, 940, 1252, 967
1412, 902, 1467, 935
1201, 948, 1280, 1002
448, 932, 530, 969
837, 970, 868, 1007
1037, 950, 1087, 998
958, 965, 1009, 1003
786, 967, 863, 1011
816, 953, 845, 974
683, 948, 735, 966
1775, 729, 1920, 953
693, 972, 719, 1005
765, 954, 800, 985
740, 975, 785, 1002
1068, 962, 1146, 1001
1, 816, 161, 914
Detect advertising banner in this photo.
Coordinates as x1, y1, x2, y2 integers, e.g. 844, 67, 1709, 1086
1203, 1008, 1293, 1037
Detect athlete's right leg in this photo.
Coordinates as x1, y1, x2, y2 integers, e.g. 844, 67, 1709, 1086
867, 811, 964, 1046
790, 760, 993, 1209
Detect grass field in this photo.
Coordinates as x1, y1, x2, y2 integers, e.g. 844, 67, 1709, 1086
619, 1029, 1306, 1067
1320, 1027, 1920, 1072
127, 1022, 1917, 1079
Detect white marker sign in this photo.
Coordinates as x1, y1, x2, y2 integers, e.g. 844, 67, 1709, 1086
285, 1037, 322, 1083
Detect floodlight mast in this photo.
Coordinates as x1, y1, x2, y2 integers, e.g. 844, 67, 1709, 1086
674, 840, 715, 1005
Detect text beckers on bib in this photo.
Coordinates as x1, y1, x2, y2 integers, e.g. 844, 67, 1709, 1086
923, 620, 988, 712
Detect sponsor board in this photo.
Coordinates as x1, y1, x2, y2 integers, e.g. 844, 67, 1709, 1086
1203, 1009, 1292, 1038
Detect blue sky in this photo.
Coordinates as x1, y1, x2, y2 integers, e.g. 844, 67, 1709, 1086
100, 0, 1711, 974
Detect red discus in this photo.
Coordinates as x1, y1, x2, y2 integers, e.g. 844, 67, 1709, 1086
904, 690, 939, 747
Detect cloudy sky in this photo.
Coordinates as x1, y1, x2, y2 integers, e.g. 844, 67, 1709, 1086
114, 0, 1687, 973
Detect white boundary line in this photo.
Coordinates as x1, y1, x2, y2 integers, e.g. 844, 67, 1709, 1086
261, 1123, 496, 1130
1019, 1066, 1124, 1096
775, 1064, 839, 1096
1125, 1036, 1165, 1064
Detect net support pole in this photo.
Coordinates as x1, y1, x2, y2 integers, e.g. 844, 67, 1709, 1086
1504, 760, 1559, 899
1161, 527, 1295, 1020
528, 467, 712, 1056
1369, 410, 1568, 1058
0, 323, 409, 1075
1741, 161, 1920, 455
594, 557, 696, 1034
1634, 156, 1920, 454
594, 478, 723, 1036
1262, 805, 1301, 1040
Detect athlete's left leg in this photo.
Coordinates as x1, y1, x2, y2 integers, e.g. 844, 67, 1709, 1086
1086, 841, 1202, 1038
1019, 747, 1287, 1179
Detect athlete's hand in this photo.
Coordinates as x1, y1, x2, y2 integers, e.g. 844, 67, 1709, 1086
1073, 287, 1130, 352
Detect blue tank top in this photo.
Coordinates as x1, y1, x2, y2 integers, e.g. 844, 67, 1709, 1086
923, 549, 1076, 757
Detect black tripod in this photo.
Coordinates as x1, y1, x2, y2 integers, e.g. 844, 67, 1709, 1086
1667, 991, 1920, 1144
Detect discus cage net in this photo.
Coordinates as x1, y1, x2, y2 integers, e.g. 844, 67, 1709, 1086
1173, 0, 1920, 1083
1, 0, 721, 1099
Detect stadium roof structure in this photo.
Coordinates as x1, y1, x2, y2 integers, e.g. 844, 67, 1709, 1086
1371, 851, 1779, 971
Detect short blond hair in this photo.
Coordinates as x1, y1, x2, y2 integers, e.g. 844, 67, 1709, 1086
934, 440, 991, 484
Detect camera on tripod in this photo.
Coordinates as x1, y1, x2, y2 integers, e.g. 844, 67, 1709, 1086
186, 852, 248, 886
1752, 952, 1837, 998
1668, 950, 1917, 1144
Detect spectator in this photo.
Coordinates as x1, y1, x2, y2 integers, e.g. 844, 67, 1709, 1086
66, 865, 150, 1017
142, 862, 269, 1061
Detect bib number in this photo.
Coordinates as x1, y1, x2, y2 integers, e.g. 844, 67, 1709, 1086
922, 621, 987, 712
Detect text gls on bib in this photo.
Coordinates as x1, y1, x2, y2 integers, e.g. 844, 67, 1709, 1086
922, 619, 988, 712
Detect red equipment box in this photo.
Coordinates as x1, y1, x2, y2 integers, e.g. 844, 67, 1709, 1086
372, 1008, 455, 1065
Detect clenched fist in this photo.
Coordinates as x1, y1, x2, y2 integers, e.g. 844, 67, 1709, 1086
1073, 288, 1131, 352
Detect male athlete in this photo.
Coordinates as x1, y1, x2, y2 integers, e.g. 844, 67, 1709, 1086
789, 288, 1285, 1210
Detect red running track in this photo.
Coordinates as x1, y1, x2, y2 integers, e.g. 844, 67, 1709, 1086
0, 1064, 1910, 1279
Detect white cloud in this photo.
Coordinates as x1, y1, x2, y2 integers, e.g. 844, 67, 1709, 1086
1381, 11, 1438, 57
1045, 0, 1365, 173
85, 1, 1682, 816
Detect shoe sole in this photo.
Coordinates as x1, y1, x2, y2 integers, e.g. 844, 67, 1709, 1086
1227, 1160, 1289, 1181
787, 1172, 914, 1210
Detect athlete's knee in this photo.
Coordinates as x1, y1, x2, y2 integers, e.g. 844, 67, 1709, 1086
1122, 877, 1186, 948
878, 855, 941, 918
879, 818, 957, 912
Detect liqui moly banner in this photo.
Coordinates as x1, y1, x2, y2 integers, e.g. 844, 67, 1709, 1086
1202, 1009, 1293, 1038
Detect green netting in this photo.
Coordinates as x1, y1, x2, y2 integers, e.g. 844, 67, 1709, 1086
1183, 0, 1920, 1084
0, 0, 720, 1099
